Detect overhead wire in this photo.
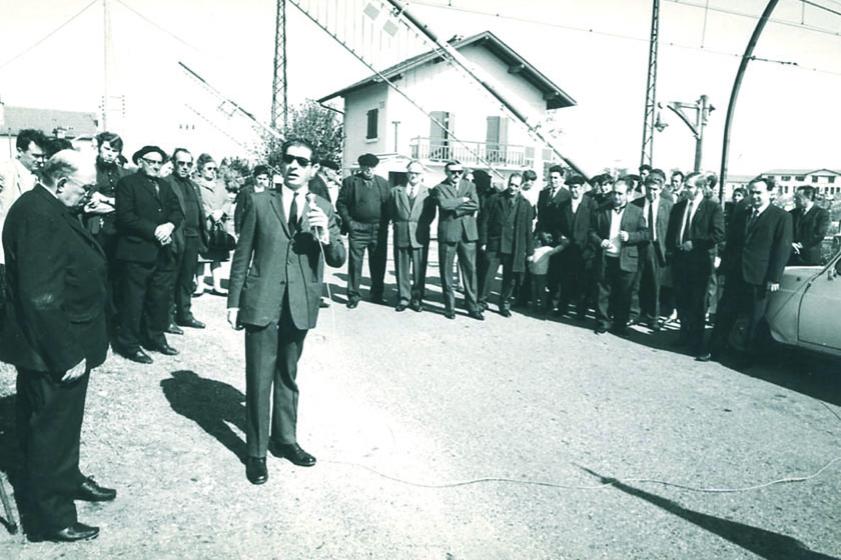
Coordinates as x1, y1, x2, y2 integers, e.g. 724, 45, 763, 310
801, 0, 841, 17
0, 0, 98, 71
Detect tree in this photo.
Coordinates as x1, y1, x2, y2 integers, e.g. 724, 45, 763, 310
264, 100, 343, 170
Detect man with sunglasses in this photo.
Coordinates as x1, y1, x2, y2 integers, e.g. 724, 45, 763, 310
432, 160, 483, 320
166, 148, 208, 330
1, 150, 117, 542
336, 152, 391, 308
228, 139, 345, 484
113, 145, 183, 364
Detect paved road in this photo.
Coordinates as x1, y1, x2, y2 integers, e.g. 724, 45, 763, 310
1, 257, 839, 559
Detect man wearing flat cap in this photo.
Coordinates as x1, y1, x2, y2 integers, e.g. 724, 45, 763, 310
336, 152, 391, 308
113, 145, 183, 364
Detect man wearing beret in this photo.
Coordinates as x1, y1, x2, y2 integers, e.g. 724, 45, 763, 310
113, 145, 184, 364
336, 153, 391, 308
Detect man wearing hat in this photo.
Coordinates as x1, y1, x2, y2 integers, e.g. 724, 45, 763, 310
113, 145, 183, 364
336, 153, 391, 308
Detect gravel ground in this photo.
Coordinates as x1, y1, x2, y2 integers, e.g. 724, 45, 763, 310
0, 248, 839, 560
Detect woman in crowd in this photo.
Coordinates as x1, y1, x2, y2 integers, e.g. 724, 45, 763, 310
194, 153, 233, 296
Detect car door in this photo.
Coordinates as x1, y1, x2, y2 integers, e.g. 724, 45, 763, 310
797, 254, 841, 352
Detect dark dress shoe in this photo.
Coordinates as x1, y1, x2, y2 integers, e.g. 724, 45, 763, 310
444, 310, 455, 319
594, 324, 608, 334
165, 323, 184, 335
696, 352, 713, 362
346, 298, 359, 309
499, 309, 512, 318
145, 343, 179, 356
75, 477, 116, 502
468, 310, 485, 321
272, 443, 316, 467
395, 303, 407, 312
245, 457, 268, 485
49, 522, 99, 542
177, 317, 206, 329
117, 347, 153, 364
409, 301, 422, 312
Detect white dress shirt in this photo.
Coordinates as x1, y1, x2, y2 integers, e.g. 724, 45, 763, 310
607, 206, 625, 257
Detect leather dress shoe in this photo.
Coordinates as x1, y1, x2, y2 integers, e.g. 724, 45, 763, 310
468, 310, 485, 321
346, 298, 359, 309
395, 303, 407, 312
75, 477, 116, 502
696, 352, 713, 362
177, 317, 206, 329
594, 324, 608, 334
144, 343, 179, 356
117, 347, 153, 364
165, 323, 184, 335
245, 457, 268, 485
48, 522, 99, 542
409, 300, 422, 312
499, 308, 512, 318
272, 442, 316, 467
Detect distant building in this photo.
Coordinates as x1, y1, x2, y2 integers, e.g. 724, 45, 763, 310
759, 169, 841, 198
318, 30, 576, 187
0, 103, 99, 161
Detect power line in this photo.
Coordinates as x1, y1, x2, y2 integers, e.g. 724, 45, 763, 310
801, 0, 841, 17
0, 0, 98, 72
113, 0, 206, 55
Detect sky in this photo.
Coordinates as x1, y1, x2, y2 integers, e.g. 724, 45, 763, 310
1, 0, 840, 176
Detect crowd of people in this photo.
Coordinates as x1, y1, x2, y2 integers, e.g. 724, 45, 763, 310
0, 127, 831, 541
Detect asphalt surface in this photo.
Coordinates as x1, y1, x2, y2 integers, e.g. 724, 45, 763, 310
0, 248, 840, 559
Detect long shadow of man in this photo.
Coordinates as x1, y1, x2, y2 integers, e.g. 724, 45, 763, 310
0, 392, 25, 533
580, 465, 839, 560
161, 370, 248, 463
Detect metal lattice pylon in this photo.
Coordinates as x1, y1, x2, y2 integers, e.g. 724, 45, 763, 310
640, 0, 660, 167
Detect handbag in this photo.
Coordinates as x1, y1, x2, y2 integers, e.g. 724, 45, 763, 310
207, 220, 236, 252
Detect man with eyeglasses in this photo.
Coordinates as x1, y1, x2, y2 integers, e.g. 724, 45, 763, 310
113, 145, 183, 364
336, 152, 391, 308
166, 148, 208, 330
701, 178, 792, 366
227, 138, 345, 484
0, 150, 117, 542
432, 160, 483, 320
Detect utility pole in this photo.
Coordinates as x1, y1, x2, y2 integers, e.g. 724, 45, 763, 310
666, 95, 714, 172
640, 0, 660, 167
102, 0, 112, 130
271, 0, 288, 134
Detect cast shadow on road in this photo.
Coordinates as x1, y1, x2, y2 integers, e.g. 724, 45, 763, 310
161, 370, 248, 463
0, 392, 26, 534
580, 466, 840, 560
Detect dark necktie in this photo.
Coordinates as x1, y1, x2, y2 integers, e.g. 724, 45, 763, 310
746, 209, 758, 234
288, 192, 299, 232
681, 201, 694, 243
648, 203, 656, 241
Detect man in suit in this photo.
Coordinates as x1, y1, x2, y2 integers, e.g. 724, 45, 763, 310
535, 165, 571, 311
336, 153, 390, 308
554, 175, 596, 320
113, 145, 184, 364
432, 160, 483, 320
701, 178, 792, 364
166, 148, 207, 330
0, 150, 116, 542
629, 174, 673, 330
477, 173, 535, 317
589, 177, 649, 335
390, 160, 434, 312
665, 172, 724, 356
227, 139, 345, 484
789, 186, 829, 266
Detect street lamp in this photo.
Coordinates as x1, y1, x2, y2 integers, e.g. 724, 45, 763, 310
665, 95, 714, 172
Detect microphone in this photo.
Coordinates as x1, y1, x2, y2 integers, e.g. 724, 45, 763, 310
306, 193, 323, 238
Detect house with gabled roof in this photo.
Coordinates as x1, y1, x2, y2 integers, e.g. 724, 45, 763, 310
759, 168, 841, 197
318, 30, 575, 187
0, 103, 99, 161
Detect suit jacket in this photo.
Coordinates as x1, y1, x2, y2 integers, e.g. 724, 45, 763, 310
431, 179, 479, 243
308, 175, 333, 203
790, 205, 829, 265
390, 184, 434, 249
633, 196, 673, 266
0, 185, 108, 372
478, 192, 535, 272
336, 174, 390, 233
665, 197, 724, 263
559, 195, 596, 260
115, 171, 184, 263
589, 203, 649, 273
536, 186, 572, 244
83, 160, 127, 236
0, 159, 39, 265
721, 204, 793, 286
166, 174, 208, 253
227, 188, 346, 329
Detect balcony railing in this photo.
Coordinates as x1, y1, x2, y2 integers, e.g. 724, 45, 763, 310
409, 137, 534, 168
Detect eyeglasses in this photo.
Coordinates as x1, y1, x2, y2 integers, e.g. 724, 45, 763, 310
175, 161, 193, 167
141, 157, 163, 166
282, 154, 313, 167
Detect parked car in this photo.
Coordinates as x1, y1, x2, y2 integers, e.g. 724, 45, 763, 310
763, 250, 841, 358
